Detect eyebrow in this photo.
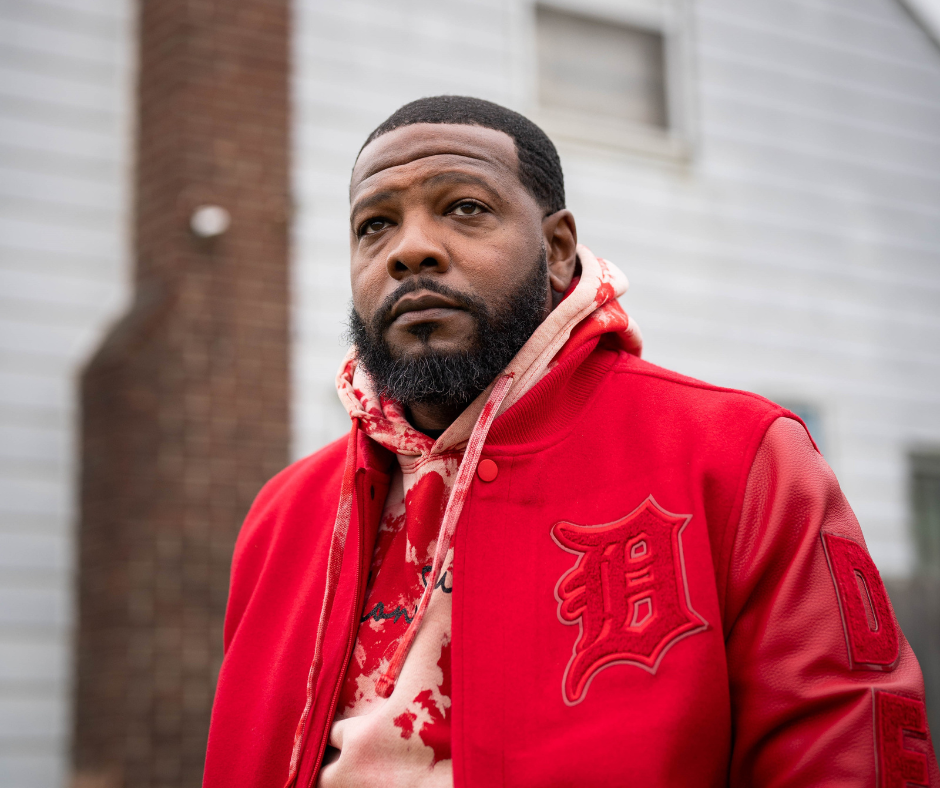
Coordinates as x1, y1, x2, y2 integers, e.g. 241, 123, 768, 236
349, 170, 505, 228
422, 171, 503, 199
349, 190, 396, 223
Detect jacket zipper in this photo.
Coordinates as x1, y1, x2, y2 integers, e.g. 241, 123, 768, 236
304, 468, 368, 786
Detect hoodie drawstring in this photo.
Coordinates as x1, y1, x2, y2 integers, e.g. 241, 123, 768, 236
375, 372, 514, 699
285, 418, 360, 788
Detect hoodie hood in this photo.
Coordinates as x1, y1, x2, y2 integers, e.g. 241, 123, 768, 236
336, 244, 642, 458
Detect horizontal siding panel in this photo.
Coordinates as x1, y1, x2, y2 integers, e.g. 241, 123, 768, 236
0, 0, 125, 39
698, 58, 940, 133
700, 158, 940, 218
0, 752, 63, 788
572, 181, 940, 255
0, 217, 122, 259
0, 198, 121, 238
23, 0, 132, 14
0, 695, 65, 741
0, 146, 123, 188
0, 480, 70, 521
0, 19, 128, 67
0, 317, 108, 359
696, 135, 940, 206
703, 88, 940, 171
0, 166, 123, 209
294, 74, 512, 118
698, 51, 940, 134
0, 269, 121, 309
699, 3, 940, 78
0, 637, 67, 685
631, 309, 937, 367
704, 0, 940, 65
0, 534, 68, 573
0, 586, 69, 629
0, 425, 67, 465
632, 270, 940, 333
575, 216, 940, 296
298, 24, 506, 62
0, 101, 120, 151
0, 249, 125, 283
701, 123, 940, 189
812, 0, 914, 24
0, 367, 72, 406
299, 0, 507, 42
0, 116, 123, 161
0, 63, 123, 115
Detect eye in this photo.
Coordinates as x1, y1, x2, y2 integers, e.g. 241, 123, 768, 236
359, 218, 391, 237
450, 201, 485, 217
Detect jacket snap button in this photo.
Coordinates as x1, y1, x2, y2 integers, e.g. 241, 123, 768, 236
477, 459, 498, 482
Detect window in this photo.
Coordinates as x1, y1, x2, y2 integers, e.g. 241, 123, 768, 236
536, 5, 668, 129
904, 453, 940, 755
911, 453, 940, 577
531, 1, 692, 158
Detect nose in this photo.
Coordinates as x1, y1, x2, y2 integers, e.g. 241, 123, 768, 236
385, 216, 449, 280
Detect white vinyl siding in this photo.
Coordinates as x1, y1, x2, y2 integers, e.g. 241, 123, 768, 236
0, 1, 134, 785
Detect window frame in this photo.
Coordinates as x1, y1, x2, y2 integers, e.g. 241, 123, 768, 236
909, 451, 940, 578
522, 0, 697, 161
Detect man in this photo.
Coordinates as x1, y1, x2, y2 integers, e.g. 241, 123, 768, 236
204, 96, 938, 787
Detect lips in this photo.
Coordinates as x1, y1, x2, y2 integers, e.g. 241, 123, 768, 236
390, 292, 464, 324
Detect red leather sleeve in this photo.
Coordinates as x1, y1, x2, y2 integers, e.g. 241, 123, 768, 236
725, 417, 939, 787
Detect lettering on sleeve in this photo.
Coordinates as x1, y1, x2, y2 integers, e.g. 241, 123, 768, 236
875, 690, 930, 788
821, 531, 899, 670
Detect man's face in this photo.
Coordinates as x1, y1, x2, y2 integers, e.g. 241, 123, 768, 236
350, 123, 556, 348
348, 123, 577, 410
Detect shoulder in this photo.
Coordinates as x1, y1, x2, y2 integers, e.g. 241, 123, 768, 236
234, 433, 348, 560
605, 350, 788, 426
595, 350, 819, 488
222, 432, 349, 648
250, 434, 348, 518
611, 352, 777, 408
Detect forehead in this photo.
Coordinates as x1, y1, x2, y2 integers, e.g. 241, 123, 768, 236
350, 123, 521, 199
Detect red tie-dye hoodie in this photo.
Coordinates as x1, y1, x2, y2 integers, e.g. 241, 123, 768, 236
309, 246, 642, 788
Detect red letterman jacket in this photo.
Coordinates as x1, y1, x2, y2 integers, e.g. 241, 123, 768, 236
204, 334, 939, 787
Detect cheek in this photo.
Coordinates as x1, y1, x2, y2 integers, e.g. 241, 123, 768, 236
349, 256, 383, 316
458, 229, 540, 295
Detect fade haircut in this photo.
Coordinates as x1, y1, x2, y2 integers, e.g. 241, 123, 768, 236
359, 95, 566, 215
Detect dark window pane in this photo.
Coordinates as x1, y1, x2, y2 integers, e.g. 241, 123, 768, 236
912, 453, 940, 577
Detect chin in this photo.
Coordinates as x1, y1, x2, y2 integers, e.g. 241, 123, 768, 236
393, 339, 475, 360
388, 328, 474, 358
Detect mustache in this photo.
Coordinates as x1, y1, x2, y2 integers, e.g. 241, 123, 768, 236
371, 277, 486, 333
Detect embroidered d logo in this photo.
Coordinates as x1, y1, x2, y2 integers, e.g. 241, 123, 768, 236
551, 497, 707, 705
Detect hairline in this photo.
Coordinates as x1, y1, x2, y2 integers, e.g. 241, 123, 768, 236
353, 121, 548, 214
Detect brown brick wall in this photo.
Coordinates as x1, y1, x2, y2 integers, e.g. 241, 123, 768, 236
73, 2, 291, 786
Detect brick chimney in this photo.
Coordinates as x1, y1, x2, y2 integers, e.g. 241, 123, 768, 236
73, 2, 290, 785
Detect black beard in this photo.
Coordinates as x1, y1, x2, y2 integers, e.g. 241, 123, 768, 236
348, 249, 549, 409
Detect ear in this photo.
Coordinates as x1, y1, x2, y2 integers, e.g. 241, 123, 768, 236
542, 209, 578, 296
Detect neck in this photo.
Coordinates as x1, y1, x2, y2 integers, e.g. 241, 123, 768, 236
406, 401, 468, 434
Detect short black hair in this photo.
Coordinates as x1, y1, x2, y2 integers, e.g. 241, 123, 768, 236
359, 95, 565, 215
